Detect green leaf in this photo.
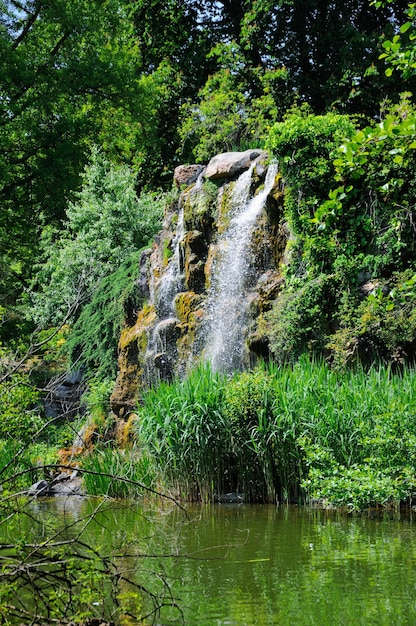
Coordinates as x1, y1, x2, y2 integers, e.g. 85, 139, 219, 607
400, 22, 412, 34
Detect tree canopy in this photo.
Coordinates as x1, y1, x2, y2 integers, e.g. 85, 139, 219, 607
2, 0, 416, 362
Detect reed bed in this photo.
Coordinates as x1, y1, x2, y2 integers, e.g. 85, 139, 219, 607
81, 445, 155, 498
136, 358, 416, 510
137, 364, 230, 501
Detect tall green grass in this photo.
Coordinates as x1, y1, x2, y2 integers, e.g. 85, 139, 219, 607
137, 363, 230, 501
81, 446, 155, 498
135, 358, 416, 510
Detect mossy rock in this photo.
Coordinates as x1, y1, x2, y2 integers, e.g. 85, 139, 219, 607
119, 303, 156, 351
216, 183, 234, 234
174, 291, 204, 325
182, 180, 217, 237
174, 291, 205, 371
111, 304, 156, 417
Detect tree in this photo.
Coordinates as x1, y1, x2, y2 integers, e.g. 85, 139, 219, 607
241, 0, 413, 113
377, 1, 416, 78
265, 1, 416, 368
0, 0, 163, 338
30, 149, 165, 327
179, 42, 290, 162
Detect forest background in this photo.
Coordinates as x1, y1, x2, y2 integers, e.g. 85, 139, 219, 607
2, 0, 416, 510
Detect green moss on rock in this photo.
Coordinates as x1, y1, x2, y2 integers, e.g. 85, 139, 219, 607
110, 304, 156, 417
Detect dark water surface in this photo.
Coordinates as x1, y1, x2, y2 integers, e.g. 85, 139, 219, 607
24, 498, 416, 625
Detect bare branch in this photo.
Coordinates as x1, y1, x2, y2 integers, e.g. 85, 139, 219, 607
12, 2, 42, 50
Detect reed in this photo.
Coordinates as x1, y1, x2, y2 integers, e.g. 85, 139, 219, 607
81, 445, 154, 498
134, 357, 416, 508
137, 363, 230, 501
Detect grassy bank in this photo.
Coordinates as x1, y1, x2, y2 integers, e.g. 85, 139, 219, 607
1, 357, 415, 512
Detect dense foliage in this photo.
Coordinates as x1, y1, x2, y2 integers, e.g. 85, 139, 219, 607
265, 95, 416, 367
134, 359, 416, 511
2, 0, 415, 361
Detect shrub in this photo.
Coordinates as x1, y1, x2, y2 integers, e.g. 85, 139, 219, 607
0, 373, 43, 444
266, 109, 355, 246
327, 270, 416, 367
267, 273, 339, 364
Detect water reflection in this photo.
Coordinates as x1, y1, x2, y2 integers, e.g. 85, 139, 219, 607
159, 504, 416, 625
5, 500, 416, 625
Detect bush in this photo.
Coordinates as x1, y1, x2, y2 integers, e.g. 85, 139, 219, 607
266, 109, 355, 245
265, 99, 416, 367
327, 270, 416, 367
0, 373, 43, 444
267, 273, 339, 364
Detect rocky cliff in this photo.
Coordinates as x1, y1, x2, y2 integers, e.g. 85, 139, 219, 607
110, 150, 288, 417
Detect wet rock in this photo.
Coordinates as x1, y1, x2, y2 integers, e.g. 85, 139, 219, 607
112, 155, 287, 401
28, 472, 84, 497
28, 480, 50, 496
49, 475, 84, 496
183, 230, 208, 292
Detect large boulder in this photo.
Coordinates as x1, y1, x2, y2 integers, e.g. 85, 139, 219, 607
174, 164, 205, 187
204, 149, 267, 180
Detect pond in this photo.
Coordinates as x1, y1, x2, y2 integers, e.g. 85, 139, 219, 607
8, 498, 416, 625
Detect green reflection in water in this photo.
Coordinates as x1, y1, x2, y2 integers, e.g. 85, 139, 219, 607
6, 499, 416, 625
153, 504, 416, 625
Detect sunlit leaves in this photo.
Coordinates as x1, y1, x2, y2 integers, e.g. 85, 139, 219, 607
378, 3, 416, 77
30, 149, 165, 327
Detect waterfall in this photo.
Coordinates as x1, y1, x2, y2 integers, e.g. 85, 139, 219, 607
204, 162, 278, 373
155, 205, 185, 319
142, 204, 185, 385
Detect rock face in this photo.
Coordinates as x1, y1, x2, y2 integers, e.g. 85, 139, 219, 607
44, 370, 85, 420
110, 151, 287, 417
204, 149, 267, 180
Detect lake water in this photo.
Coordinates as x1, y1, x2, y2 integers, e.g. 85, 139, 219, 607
13, 498, 416, 624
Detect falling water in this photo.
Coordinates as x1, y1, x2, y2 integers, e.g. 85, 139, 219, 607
204, 162, 278, 372
142, 203, 185, 385
155, 206, 185, 319
144, 171, 207, 384
154, 169, 204, 318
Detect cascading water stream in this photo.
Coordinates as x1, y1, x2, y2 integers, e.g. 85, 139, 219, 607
144, 170, 206, 384
155, 206, 185, 319
153, 169, 205, 319
143, 205, 186, 384
204, 162, 278, 372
